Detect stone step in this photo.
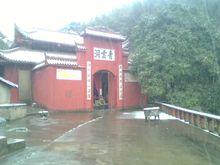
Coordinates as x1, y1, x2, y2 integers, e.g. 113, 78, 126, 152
0, 136, 8, 157
0, 136, 26, 157
7, 138, 25, 153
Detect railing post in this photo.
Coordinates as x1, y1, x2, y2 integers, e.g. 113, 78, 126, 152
164, 107, 168, 114
165, 108, 168, 114
189, 113, 194, 125
165, 106, 168, 114
184, 112, 189, 122
172, 109, 175, 116
178, 111, 181, 119
208, 118, 215, 133
193, 114, 197, 125
173, 109, 176, 117
176, 110, 180, 119
217, 121, 220, 135
195, 115, 200, 127
180, 111, 184, 120
200, 116, 208, 130
160, 105, 164, 113
168, 108, 172, 115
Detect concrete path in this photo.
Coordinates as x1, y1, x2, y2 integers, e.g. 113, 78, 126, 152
0, 111, 220, 165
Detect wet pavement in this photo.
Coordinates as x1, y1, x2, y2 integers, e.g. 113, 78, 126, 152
0, 110, 220, 165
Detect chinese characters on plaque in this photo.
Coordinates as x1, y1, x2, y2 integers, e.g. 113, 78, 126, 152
118, 65, 123, 100
94, 48, 115, 61
87, 61, 92, 100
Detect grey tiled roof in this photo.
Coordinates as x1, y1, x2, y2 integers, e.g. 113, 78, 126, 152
0, 48, 77, 66
0, 77, 18, 88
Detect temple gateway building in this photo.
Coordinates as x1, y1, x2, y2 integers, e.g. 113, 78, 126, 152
0, 26, 146, 111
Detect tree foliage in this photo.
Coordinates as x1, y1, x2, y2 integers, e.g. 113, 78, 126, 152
131, 4, 220, 114
61, 22, 86, 34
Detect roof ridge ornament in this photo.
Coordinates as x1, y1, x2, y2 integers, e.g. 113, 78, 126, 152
81, 27, 126, 41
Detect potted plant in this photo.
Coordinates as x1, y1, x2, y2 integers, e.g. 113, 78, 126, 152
94, 96, 107, 110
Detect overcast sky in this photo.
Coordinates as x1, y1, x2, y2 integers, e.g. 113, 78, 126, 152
0, 0, 141, 40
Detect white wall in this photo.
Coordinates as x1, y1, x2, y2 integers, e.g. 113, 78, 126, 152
0, 84, 11, 104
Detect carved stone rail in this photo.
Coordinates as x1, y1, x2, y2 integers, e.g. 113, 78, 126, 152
157, 102, 220, 136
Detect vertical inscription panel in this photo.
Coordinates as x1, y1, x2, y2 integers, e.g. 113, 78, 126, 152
118, 65, 123, 100
87, 61, 92, 100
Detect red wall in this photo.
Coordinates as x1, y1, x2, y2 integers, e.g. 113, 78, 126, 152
52, 67, 86, 111
4, 65, 19, 103
123, 82, 147, 108
33, 66, 88, 111
122, 55, 129, 70
32, 66, 51, 108
108, 72, 117, 108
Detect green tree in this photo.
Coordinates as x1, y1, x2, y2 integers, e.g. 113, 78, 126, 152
131, 4, 220, 113
61, 22, 86, 34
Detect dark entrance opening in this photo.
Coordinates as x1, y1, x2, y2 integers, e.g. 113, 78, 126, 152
93, 70, 116, 110
101, 72, 108, 103
93, 71, 111, 110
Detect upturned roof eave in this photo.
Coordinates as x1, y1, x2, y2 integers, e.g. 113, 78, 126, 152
0, 77, 18, 88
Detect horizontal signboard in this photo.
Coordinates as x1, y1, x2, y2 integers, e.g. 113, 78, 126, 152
94, 47, 115, 61
56, 69, 82, 80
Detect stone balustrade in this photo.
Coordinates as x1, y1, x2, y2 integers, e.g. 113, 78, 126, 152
0, 103, 27, 120
157, 102, 220, 136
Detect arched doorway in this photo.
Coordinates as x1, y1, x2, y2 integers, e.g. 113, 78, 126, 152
93, 70, 116, 110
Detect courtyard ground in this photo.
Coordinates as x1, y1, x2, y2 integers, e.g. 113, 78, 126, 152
0, 110, 220, 165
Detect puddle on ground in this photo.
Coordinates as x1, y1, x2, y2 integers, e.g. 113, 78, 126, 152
119, 111, 176, 120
